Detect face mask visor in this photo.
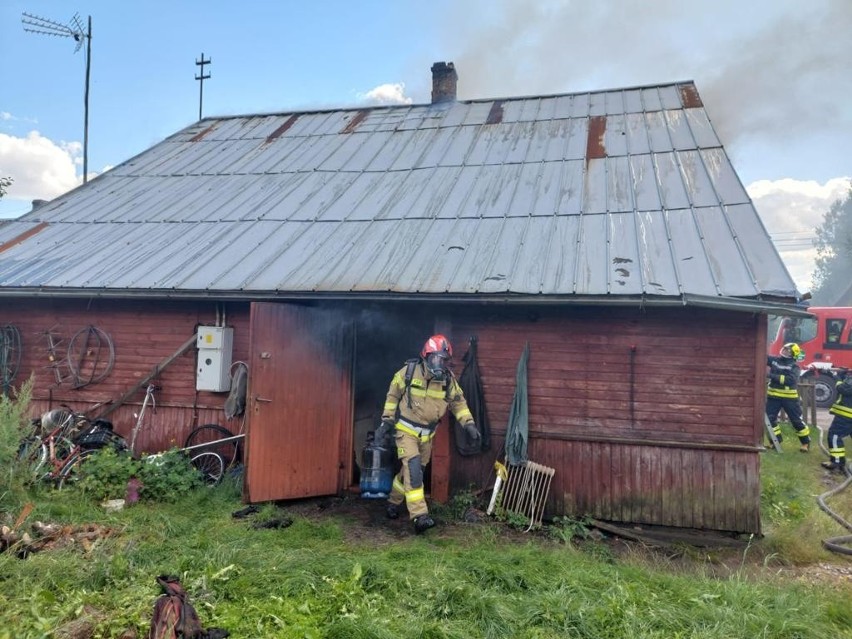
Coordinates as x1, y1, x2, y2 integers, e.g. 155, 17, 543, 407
425, 352, 449, 380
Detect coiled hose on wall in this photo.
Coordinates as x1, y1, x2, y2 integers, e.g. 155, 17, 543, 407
816, 424, 852, 555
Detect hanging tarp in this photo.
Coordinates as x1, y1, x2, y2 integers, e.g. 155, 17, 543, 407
453, 336, 491, 456
505, 342, 530, 466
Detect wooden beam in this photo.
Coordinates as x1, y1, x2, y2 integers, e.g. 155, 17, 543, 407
97, 334, 197, 418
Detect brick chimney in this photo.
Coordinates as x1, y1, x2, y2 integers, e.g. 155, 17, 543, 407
431, 61, 457, 104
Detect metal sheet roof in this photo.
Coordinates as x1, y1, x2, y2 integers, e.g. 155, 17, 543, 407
0, 81, 800, 306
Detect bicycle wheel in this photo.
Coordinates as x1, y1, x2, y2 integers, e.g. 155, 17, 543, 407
17, 435, 47, 478
56, 449, 98, 490
191, 451, 225, 486
184, 424, 241, 467
67, 325, 115, 388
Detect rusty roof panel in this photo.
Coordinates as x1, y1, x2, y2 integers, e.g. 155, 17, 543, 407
0, 80, 799, 304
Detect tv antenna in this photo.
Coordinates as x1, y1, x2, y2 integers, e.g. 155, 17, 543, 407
195, 53, 211, 121
21, 11, 93, 184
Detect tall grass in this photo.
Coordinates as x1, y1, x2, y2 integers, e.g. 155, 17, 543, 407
1, 403, 850, 638
0, 377, 33, 510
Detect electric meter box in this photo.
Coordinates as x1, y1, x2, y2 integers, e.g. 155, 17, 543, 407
196, 326, 234, 392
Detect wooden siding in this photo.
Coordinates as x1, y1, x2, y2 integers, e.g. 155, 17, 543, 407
3, 298, 766, 533
2, 299, 251, 454
446, 306, 764, 533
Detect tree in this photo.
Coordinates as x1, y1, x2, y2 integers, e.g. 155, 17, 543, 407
0, 176, 11, 200
812, 181, 852, 305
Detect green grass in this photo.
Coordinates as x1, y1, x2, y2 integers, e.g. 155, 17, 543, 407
759, 420, 852, 565
1, 404, 851, 638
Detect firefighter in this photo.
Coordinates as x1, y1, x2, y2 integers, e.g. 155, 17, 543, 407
375, 334, 479, 534
766, 342, 811, 452
821, 368, 852, 473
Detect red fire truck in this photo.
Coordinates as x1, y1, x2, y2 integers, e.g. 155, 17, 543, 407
769, 307, 852, 407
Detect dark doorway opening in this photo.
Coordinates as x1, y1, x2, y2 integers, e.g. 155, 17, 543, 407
351, 307, 432, 494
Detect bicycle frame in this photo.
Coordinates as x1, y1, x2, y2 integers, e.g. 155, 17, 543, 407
128, 383, 158, 455
21, 408, 88, 480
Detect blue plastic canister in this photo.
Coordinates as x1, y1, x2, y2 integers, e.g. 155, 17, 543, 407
360, 431, 393, 499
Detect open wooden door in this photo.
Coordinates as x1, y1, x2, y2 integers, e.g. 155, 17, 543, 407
245, 302, 353, 503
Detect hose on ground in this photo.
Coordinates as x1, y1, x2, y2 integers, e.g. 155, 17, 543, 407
815, 422, 852, 555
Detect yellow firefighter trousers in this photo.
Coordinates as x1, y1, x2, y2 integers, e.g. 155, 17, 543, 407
388, 429, 433, 519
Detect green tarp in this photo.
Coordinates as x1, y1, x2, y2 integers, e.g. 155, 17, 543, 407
505, 342, 529, 466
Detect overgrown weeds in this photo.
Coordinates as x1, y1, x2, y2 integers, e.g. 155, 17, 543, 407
0, 377, 33, 509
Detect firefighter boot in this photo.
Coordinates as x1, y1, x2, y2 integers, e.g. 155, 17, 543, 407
799, 442, 810, 453
821, 461, 846, 473
385, 503, 400, 520
413, 515, 435, 534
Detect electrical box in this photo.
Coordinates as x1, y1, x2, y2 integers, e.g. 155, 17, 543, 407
196, 326, 234, 392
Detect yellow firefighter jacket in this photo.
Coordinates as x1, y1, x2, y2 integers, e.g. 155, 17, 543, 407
382, 360, 474, 432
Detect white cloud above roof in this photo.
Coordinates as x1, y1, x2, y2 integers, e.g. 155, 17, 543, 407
0, 131, 80, 200
748, 176, 851, 293
358, 83, 413, 105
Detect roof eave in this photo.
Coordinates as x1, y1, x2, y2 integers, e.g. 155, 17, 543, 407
0, 287, 806, 315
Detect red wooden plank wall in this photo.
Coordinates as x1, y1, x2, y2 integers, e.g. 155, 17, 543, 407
446, 305, 764, 533
2, 298, 250, 454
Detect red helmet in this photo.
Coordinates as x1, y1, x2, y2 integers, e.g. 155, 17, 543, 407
421, 334, 452, 359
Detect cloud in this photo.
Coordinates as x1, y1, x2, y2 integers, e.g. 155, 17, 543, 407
0, 131, 81, 203
358, 83, 413, 105
748, 177, 851, 292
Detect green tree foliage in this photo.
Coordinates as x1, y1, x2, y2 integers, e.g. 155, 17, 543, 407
812, 181, 852, 304
0, 176, 12, 199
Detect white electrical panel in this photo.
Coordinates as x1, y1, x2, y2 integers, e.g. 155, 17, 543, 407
196, 326, 234, 392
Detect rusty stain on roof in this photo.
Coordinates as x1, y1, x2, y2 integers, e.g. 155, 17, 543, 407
189, 123, 218, 143
486, 100, 505, 125
341, 110, 370, 134
679, 84, 703, 108
265, 115, 300, 144
586, 115, 607, 163
0, 222, 49, 255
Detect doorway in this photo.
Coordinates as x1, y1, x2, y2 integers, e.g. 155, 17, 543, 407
351, 307, 432, 491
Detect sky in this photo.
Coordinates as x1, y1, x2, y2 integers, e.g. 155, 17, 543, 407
1, 0, 850, 294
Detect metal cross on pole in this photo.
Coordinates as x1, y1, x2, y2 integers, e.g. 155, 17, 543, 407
21, 12, 93, 184
195, 53, 212, 121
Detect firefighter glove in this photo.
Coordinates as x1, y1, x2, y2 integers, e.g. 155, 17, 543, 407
463, 422, 481, 441
375, 420, 394, 442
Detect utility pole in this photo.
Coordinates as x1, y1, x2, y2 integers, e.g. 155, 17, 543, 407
22, 12, 93, 184
195, 53, 211, 121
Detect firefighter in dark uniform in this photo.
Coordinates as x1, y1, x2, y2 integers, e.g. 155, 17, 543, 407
375, 334, 478, 534
766, 342, 811, 452
821, 368, 852, 473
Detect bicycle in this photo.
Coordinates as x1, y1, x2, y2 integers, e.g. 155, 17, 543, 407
57, 384, 238, 488
55, 446, 226, 489
17, 407, 95, 481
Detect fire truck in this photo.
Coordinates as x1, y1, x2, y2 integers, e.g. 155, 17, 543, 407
769, 306, 852, 407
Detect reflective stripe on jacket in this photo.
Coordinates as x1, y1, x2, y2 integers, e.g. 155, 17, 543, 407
382, 360, 474, 429
829, 377, 852, 421
766, 355, 800, 400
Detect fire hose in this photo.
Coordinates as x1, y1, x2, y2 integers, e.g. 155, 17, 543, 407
815, 423, 852, 555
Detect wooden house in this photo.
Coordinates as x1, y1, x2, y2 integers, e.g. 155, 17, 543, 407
0, 62, 804, 533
